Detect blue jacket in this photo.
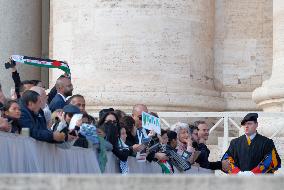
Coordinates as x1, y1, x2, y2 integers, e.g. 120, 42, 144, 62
18, 101, 54, 143
49, 93, 66, 112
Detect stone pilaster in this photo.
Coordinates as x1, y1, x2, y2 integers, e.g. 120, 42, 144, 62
0, 0, 42, 95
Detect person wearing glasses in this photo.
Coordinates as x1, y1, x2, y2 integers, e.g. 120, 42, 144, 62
132, 104, 168, 161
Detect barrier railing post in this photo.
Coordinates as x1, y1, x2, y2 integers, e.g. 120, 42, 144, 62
223, 116, 229, 154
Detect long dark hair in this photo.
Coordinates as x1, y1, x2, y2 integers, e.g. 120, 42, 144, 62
119, 115, 135, 137
97, 111, 119, 127
102, 122, 120, 147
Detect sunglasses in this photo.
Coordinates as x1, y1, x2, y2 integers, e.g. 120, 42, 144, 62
105, 120, 118, 125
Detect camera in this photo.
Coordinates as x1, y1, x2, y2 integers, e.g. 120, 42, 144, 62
4, 60, 16, 69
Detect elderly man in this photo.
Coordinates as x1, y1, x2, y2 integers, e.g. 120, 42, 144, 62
49, 76, 73, 112
222, 113, 281, 174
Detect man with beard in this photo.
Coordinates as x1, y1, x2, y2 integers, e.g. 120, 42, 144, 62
67, 94, 86, 113
49, 76, 73, 112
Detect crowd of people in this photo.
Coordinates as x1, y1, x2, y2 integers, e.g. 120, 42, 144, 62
0, 64, 281, 174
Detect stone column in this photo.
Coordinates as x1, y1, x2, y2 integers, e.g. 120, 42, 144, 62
0, 0, 42, 95
215, 0, 273, 111
252, 0, 284, 136
50, 0, 224, 113
248, 0, 284, 174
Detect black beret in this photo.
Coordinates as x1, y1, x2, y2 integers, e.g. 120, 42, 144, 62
241, 113, 258, 125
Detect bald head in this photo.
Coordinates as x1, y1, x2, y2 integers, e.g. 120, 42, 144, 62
55, 77, 73, 97
132, 104, 148, 128
30, 86, 47, 109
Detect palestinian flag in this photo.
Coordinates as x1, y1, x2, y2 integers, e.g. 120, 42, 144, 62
158, 160, 174, 174
10, 55, 70, 74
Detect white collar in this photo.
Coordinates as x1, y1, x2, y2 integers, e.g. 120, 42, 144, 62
246, 133, 256, 140
58, 93, 66, 102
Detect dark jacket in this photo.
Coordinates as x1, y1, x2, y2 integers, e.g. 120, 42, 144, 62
73, 133, 89, 149
53, 121, 88, 148
195, 143, 222, 170
49, 93, 66, 112
18, 101, 54, 143
12, 70, 21, 99
47, 86, 57, 104
113, 139, 133, 162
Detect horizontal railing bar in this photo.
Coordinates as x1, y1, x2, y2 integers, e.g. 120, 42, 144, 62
92, 112, 284, 120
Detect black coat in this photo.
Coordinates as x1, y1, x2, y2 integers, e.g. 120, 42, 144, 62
18, 101, 54, 143
195, 143, 222, 170
49, 94, 66, 112
223, 134, 281, 172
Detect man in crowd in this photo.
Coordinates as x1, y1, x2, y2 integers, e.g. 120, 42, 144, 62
195, 120, 209, 144
189, 123, 229, 171
18, 90, 65, 143
222, 113, 281, 174
67, 94, 86, 113
132, 104, 167, 161
49, 76, 73, 112
30, 86, 52, 128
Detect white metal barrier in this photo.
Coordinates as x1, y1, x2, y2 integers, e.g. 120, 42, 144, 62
156, 112, 284, 153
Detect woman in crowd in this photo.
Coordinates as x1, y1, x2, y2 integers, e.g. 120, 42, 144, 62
116, 125, 132, 174
97, 111, 119, 128
120, 115, 137, 147
3, 99, 21, 134
172, 122, 196, 164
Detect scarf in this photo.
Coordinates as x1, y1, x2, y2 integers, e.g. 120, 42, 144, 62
98, 136, 108, 173
10, 55, 70, 74
118, 138, 129, 174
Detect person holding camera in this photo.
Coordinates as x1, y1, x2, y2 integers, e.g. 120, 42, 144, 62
5, 59, 44, 99
52, 104, 88, 148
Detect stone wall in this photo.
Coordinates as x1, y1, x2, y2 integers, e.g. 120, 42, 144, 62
50, 0, 225, 112
0, 0, 42, 95
50, 0, 273, 112
214, 0, 273, 111
0, 175, 283, 190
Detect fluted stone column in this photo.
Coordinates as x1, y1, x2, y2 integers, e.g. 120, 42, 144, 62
50, 0, 224, 112
0, 0, 42, 95
252, 0, 284, 136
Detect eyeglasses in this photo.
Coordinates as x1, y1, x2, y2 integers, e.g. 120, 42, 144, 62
138, 115, 142, 121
